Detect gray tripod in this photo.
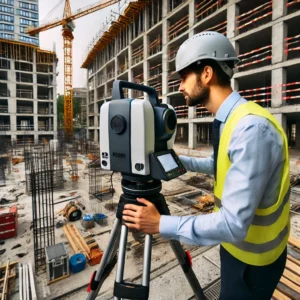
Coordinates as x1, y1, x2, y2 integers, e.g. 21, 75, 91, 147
86, 190, 206, 300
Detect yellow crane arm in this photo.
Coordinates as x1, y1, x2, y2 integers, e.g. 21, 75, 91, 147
26, 0, 121, 35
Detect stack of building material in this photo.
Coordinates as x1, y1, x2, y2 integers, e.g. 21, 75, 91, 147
273, 236, 300, 300
63, 224, 103, 266
19, 263, 37, 300
0, 261, 18, 300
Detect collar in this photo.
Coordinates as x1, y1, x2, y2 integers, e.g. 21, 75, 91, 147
215, 90, 241, 123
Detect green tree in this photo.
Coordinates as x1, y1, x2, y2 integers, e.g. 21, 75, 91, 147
56, 94, 81, 129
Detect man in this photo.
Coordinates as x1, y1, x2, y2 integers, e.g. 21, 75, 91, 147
122, 31, 290, 300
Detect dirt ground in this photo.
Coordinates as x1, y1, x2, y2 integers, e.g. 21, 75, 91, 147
1, 144, 300, 299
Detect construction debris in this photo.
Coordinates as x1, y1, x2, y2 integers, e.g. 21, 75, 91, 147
186, 175, 214, 192
0, 260, 17, 300
193, 194, 215, 212
63, 224, 103, 266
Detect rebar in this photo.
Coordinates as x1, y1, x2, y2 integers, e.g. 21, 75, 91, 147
28, 145, 55, 272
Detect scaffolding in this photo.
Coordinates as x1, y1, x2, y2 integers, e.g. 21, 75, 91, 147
239, 86, 272, 108
236, 45, 272, 71
282, 82, 300, 105
168, 15, 189, 41
174, 105, 188, 119
195, 0, 227, 22
82, 0, 149, 68
149, 36, 162, 56
286, 34, 300, 60
132, 44, 144, 66
235, 2, 272, 34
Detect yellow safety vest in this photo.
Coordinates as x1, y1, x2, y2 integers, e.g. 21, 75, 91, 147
214, 101, 290, 266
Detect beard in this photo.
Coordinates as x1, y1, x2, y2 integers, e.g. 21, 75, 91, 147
185, 81, 210, 107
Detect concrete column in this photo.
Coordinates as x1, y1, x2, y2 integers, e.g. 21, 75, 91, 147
296, 120, 300, 150
53, 62, 57, 139
144, 6, 149, 32
227, 3, 239, 39
272, 0, 287, 21
231, 78, 239, 91
10, 114, 16, 131
272, 22, 287, 64
143, 35, 149, 86
189, 1, 195, 36
94, 88, 98, 143
188, 123, 197, 149
273, 113, 287, 135
33, 51, 36, 72
162, 0, 169, 103
114, 57, 118, 79
34, 115, 38, 131
162, 18, 169, 101
271, 68, 286, 108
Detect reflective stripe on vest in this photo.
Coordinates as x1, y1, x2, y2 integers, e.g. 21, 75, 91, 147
214, 101, 290, 266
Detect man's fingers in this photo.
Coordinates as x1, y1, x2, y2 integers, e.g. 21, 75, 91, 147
136, 198, 152, 206
123, 209, 137, 217
122, 215, 136, 223
124, 222, 138, 230
124, 204, 139, 211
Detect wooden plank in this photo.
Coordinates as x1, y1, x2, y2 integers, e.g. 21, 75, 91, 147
69, 224, 91, 254
280, 277, 300, 294
283, 269, 300, 286
63, 225, 80, 253
1, 260, 9, 300
286, 260, 300, 277
67, 225, 90, 260
0, 262, 18, 271
288, 255, 300, 267
288, 236, 300, 250
273, 289, 291, 300
277, 282, 300, 300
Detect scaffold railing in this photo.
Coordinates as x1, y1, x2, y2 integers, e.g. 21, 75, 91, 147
236, 45, 272, 71
235, 1, 272, 34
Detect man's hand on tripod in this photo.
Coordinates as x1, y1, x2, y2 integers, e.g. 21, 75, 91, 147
123, 198, 161, 234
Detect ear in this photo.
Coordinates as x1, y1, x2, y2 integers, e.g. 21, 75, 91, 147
202, 65, 214, 85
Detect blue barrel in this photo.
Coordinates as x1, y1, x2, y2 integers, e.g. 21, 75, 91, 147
69, 253, 86, 273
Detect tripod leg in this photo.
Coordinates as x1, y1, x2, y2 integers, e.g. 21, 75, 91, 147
142, 234, 152, 286
169, 240, 206, 300
115, 224, 128, 283
87, 218, 122, 300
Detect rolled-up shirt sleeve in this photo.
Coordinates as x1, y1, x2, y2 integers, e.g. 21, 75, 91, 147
179, 154, 214, 175
160, 118, 283, 245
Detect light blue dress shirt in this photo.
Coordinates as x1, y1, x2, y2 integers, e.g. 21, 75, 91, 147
160, 91, 285, 246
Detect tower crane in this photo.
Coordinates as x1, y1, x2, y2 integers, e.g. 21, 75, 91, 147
26, 0, 121, 139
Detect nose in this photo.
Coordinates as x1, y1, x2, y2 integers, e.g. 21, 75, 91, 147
179, 81, 184, 93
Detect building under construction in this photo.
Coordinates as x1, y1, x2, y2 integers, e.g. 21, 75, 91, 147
82, 0, 300, 149
0, 39, 58, 145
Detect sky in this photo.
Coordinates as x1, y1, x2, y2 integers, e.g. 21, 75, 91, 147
38, 0, 123, 95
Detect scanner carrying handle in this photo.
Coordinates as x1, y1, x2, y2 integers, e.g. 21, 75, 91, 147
112, 80, 160, 106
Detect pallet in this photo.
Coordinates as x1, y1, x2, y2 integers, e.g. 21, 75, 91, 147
273, 236, 300, 300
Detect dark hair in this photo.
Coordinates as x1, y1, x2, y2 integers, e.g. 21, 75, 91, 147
182, 59, 233, 87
